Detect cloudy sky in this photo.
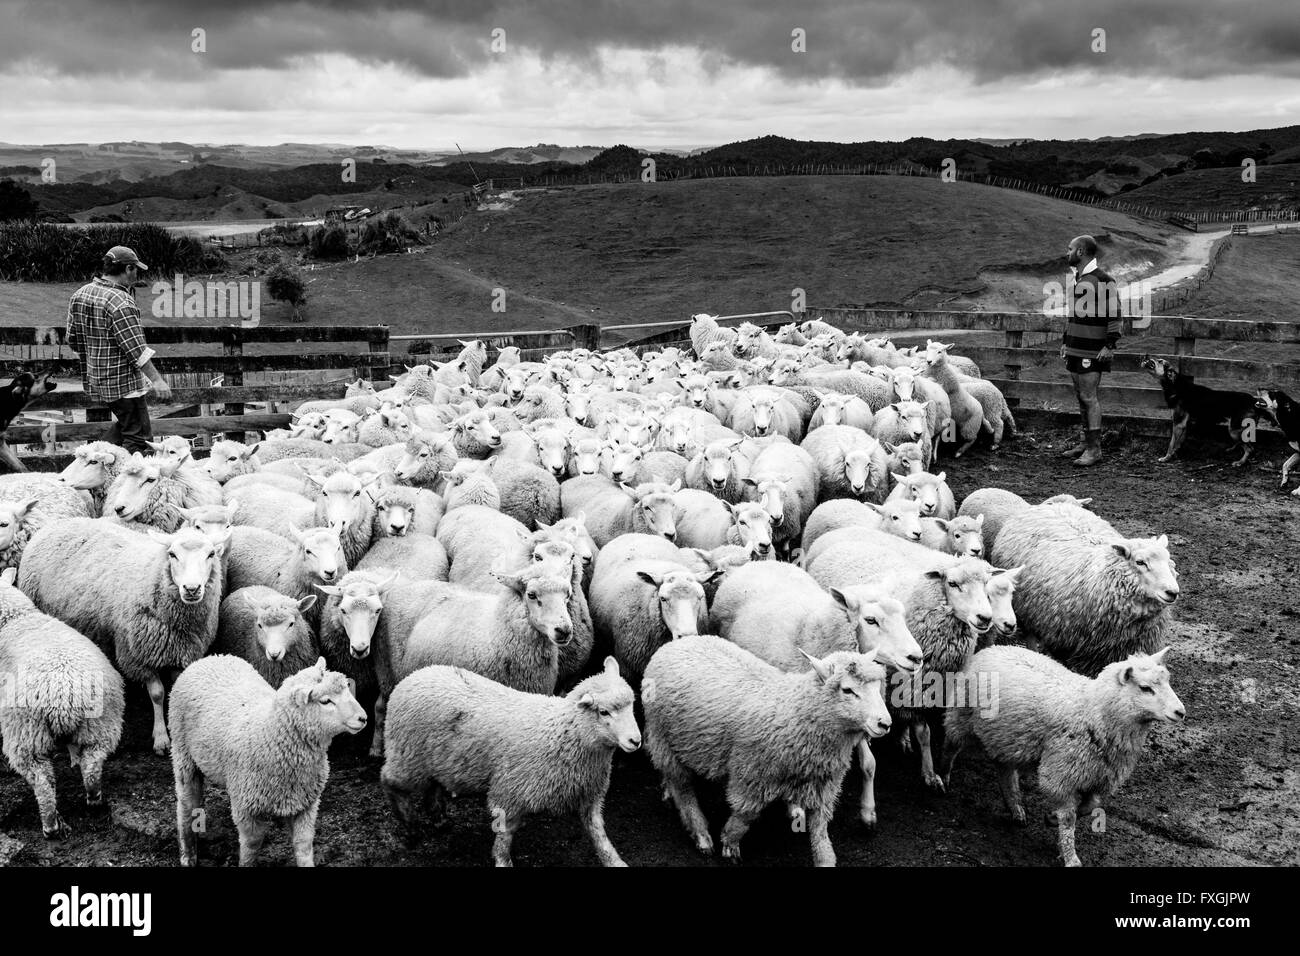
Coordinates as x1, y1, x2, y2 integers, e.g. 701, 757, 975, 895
2, 0, 1299, 148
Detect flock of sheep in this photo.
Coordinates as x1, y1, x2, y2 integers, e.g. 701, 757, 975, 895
0, 313, 1186, 868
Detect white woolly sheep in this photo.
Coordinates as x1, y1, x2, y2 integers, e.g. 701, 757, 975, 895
170, 655, 366, 866
369, 482, 444, 538
741, 438, 819, 554
643, 636, 890, 866
801, 424, 890, 504
202, 440, 262, 484
943, 645, 1184, 866
801, 498, 925, 557
729, 387, 803, 443
315, 568, 399, 701
990, 500, 1116, 567
684, 439, 750, 504
483, 456, 561, 530
886, 469, 956, 519
215, 587, 319, 688
0, 473, 94, 570
0, 568, 125, 838
921, 341, 984, 457
19, 520, 225, 755
673, 492, 774, 558
957, 489, 1094, 557
442, 466, 501, 512
884, 439, 925, 476
919, 514, 986, 557
380, 657, 639, 865
437, 504, 532, 590
959, 378, 1016, 449
567, 479, 681, 549
105, 452, 224, 531
226, 524, 347, 602
807, 392, 875, 432
872, 400, 932, 458
355, 533, 449, 582
58, 440, 131, 516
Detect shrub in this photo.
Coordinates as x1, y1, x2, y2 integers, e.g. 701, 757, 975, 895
265, 261, 308, 321
307, 223, 352, 260
355, 210, 421, 256
0, 222, 209, 281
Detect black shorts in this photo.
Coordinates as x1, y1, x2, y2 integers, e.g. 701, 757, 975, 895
1066, 355, 1110, 374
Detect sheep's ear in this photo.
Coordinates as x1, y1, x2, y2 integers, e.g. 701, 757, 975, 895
491, 569, 526, 593
572, 510, 586, 527
636, 569, 665, 588
315, 583, 343, 597
828, 587, 852, 611
881, 441, 896, 454
242, 442, 261, 460
0, 567, 16, 586
378, 571, 401, 595
297, 594, 318, 613
670, 477, 682, 492
999, 566, 1023, 581
974, 513, 985, 527
1150, 646, 1171, 664
932, 518, 950, 532
14, 497, 39, 519
936, 471, 947, 483
1112, 542, 1132, 560
1156, 533, 1169, 549
286, 524, 308, 545
146, 440, 166, 452
1117, 664, 1135, 686
740, 477, 758, 488
924, 569, 945, 580
305, 473, 328, 489
603, 656, 619, 676
891, 472, 907, 484
535, 518, 551, 530
577, 693, 596, 710
799, 649, 834, 683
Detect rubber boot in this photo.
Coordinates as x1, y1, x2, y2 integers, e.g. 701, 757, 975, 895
1073, 429, 1103, 467
1060, 427, 1088, 459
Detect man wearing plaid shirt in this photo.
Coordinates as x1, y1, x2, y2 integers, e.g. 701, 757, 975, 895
66, 246, 172, 452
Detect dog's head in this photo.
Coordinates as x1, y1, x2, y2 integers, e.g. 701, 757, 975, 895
1138, 354, 1174, 381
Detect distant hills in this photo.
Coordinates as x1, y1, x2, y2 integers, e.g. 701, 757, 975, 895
4, 125, 1299, 222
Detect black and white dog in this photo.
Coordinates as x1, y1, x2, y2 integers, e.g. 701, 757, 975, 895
1255, 388, 1300, 497
0, 368, 58, 473
1139, 355, 1259, 466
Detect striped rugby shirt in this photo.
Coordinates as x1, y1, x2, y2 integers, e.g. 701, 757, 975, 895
1064, 259, 1122, 360
66, 276, 157, 403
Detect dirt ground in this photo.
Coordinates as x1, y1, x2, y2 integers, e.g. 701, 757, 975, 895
1, 420, 1295, 869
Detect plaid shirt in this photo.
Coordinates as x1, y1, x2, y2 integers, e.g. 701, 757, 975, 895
66, 277, 156, 403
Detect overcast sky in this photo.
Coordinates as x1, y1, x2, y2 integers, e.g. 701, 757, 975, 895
3, 0, 1299, 148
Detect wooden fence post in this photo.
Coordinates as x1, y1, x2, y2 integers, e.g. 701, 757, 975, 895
569, 323, 602, 351
1174, 330, 1196, 380
221, 327, 246, 443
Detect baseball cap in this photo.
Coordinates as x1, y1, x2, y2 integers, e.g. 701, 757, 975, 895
104, 245, 148, 270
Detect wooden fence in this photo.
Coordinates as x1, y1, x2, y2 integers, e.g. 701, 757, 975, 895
3, 325, 389, 460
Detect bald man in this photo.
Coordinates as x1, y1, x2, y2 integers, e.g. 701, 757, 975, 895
1059, 235, 1122, 466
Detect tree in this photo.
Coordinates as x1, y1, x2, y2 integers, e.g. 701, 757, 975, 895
266, 261, 308, 322
0, 180, 39, 222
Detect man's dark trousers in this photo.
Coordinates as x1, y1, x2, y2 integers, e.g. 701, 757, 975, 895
104, 396, 153, 453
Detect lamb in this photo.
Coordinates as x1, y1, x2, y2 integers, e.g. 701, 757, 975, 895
170, 656, 366, 866
801, 424, 891, 504
801, 498, 925, 556
741, 438, 819, 554
684, 439, 750, 504
484, 456, 561, 530
396, 567, 574, 694
959, 378, 1017, 450
919, 514, 986, 557
202, 440, 262, 484
872, 401, 932, 459
57, 440, 131, 516
291, 391, 382, 420
569, 479, 681, 549
589, 535, 716, 681
642, 636, 891, 866
226, 525, 347, 600
0, 568, 125, 838
673, 492, 775, 558
18, 520, 225, 755
319, 410, 362, 447
942, 645, 1185, 866
0, 473, 95, 570
104, 452, 224, 531
355, 534, 449, 582
807, 392, 874, 432
884, 439, 925, 476
369, 483, 444, 538
688, 312, 739, 356
315, 569, 399, 700
568, 436, 605, 477
442, 466, 501, 512
215, 587, 319, 688
638, 450, 690, 487
921, 341, 985, 457
380, 657, 640, 865
886, 470, 956, 519
886, 365, 951, 461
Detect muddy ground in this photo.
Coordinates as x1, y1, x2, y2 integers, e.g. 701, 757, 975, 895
1, 421, 1296, 868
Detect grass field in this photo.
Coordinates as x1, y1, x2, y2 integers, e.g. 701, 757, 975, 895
1118, 163, 1300, 214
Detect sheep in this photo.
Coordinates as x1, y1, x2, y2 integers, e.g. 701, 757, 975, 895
478, 345, 523, 391
0, 473, 94, 570
314, 569, 399, 700
215, 587, 319, 688
103, 452, 223, 531
807, 392, 875, 432
291, 392, 382, 420
942, 645, 1185, 866
741, 438, 819, 554
921, 341, 985, 457
919, 514, 986, 557
355, 534, 449, 582
396, 566, 574, 694
442, 466, 501, 512
589, 537, 715, 682
886, 470, 956, 519
226, 525, 347, 601
798, 318, 848, 344
483, 456, 561, 530
682, 438, 748, 504
170, 655, 366, 866
57, 440, 130, 516
353, 431, 458, 491
884, 439, 925, 476
776, 366, 892, 412
319, 410, 362, 447
729, 387, 803, 442
369, 483, 444, 538
673, 493, 775, 558
514, 383, 569, 425
352, 407, 412, 450
223, 471, 309, 501
957, 490, 1094, 558
437, 505, 532, 590
228, 483, 316, 536
510, 423, 571, 480
567, 436, 605, 478
380, 657, 639, 864
885, 366, 950, 460
990, 500, 1115, 568
959, 378, 1016, 450
689, 312, 738, 356
0, 568, 125, 838
872, 401, 932, 461
995, 518, 1179, 675
570, 479, 681, 549
801, 424, 890, 504
800, 498, 924, 556
643, 636, 890, 866
251, 437, 338, 463
261, 456, 344, 482
18, 519, 225, 755
200, 442, 261, 486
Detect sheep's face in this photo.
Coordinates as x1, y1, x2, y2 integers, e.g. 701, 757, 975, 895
319, 579, 386, 659
204, 442, 259, 483
255, 595, 314, 662
682, 375, 712, 410
701, 442, 739, 490
534, 429, 570, 479
745, 478, 787, 525
512, 574, 574, 646
61, 447, 115, 491
637, 568, 707, 640
620, 414, 657, 449
161, 530, 218, 604
111, 458, 177, 520
896, 470, 946, 516
0, 498, 38, 549
729, 503, 773, 559
314, 473, 371, 534
923, 341, 952, 368
774, 323, 800, 344
503, 369, 529, 402
889, 402, 929, 443
459, 412, 501, 449
818, 394, 849, 425
290, 413, 328, 440
699, 341, 730, 365
663, 419, 693, 457
321, 417, 359, 445
946, 515, 985, 559
1114, 648, 1185, 723
394, 437, 440, 482
874, 500, 924, 542
733, 323, 762, 356
601, 442, 642, 484
927, 561, 994, 634
375, 497, 412, 536
1113, 535, 1179, 606
768, 359, 800, 386
891, 368, 917, 401
831, 587, 922, 674
748, 398, 779, 437
985, 567, 1022, 636
299, 528, 345, 585
632, 485, 679, 541
564, 388, 592, 424
843, 449, 877, 499
379, 409, 414, 443
539, 517, 595, 572
812, 653, 891, 739
888, 442, 925, 476
148, 436, 193, 466
285, 662, 368, 735
179, 504, 235, 549
571, 439, 602, 476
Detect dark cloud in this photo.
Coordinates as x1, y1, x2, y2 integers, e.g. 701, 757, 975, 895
4, 0, 1300, 82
